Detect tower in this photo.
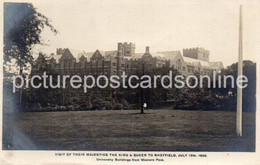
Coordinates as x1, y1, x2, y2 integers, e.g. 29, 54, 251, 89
116, 43, 123, 76
183, 47, 209, 62
117, 42, 135, 57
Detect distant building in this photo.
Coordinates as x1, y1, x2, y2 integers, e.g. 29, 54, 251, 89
31, 42, 170, 77
31, 43, 223, 77
158, 48, 223, 75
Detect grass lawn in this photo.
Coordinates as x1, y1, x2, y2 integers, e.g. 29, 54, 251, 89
2, 109, 255, 151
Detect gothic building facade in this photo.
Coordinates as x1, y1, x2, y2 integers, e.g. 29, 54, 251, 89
31, 42, 223, 77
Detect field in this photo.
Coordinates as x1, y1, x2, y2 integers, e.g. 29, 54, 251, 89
2, 110, 255, 151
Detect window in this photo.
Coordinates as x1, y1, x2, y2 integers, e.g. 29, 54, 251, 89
112, 62, 116, 66
126, 50, 130, 55
176, 60, 181, 70
183, 67, 185, 71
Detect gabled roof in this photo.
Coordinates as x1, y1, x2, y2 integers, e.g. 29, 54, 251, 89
96, 50, 106, 57
68, 49, 88, 62
34, 53, 49, 61
51, 55, 62, 62
89, 50, 120, 61
76, 52, 93, 61
81, 52, 95, 61
69, 49, 85, 57
93, 50, 118, 56
37, 48, 90, 63
96, 50, 118, 56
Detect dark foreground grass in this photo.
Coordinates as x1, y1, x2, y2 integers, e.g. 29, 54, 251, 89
3, 110, 255, 151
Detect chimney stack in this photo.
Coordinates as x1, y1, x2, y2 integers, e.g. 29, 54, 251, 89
118, 43, 123, 53
146, 46, 150, 53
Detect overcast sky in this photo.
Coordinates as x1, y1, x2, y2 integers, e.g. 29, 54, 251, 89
31, 0, 259, 67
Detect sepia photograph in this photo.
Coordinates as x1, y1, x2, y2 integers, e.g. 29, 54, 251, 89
1, 0, 259, 164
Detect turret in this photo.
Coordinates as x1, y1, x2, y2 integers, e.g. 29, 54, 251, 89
116, 43, 123, 76
117, 42, 135, 57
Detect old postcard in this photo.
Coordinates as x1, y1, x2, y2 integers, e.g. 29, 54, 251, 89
0, 0, 259, 164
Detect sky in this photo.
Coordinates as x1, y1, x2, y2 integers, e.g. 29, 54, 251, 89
29, 0, 259, 67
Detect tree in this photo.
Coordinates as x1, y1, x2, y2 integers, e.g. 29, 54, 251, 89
4, 3, 57, 66
4, 3, 58, 105
133, 58, 179, 113
218, 60, 256, 112
133, 58, 152, 114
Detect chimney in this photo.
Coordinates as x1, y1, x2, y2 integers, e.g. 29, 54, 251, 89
145, 46, 150, 53
118, 43, 123, 53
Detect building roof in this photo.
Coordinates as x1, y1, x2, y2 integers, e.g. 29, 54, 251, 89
149, 52, 165, 58
68, 49, 89, 62
183, 57, 211, 68
104, 50, 117, 60
34, 53, 52, 62
131, 53, 144, 59
94, 50, 117, 56
157, 51, 182, 60
130, 52, 166, 60
69, 49, 85, 57
104, 50, 118, 56
76, 52, 94, 61
51, 55, 62, 62
209, 62, 224, 70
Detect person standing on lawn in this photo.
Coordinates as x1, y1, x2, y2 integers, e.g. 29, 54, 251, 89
143, 102, 148, 110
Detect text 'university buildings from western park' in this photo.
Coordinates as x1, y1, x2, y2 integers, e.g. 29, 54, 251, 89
31, 42, 224, 77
